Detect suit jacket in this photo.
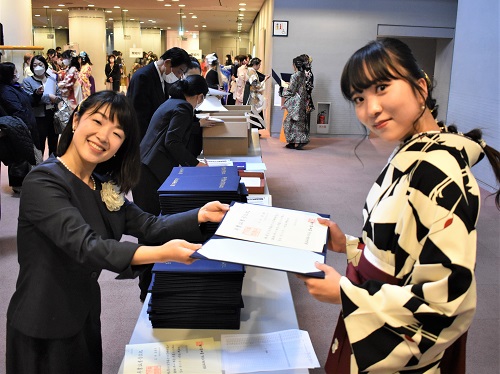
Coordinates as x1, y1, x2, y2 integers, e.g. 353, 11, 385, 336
7, 156, 204, 339
126, 62, 166, 139
140, 98, 199, 186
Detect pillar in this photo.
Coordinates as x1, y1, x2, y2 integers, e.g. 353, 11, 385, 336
68, 8, 106, 91
113, 20, 141, 80
0, 0, 33, 69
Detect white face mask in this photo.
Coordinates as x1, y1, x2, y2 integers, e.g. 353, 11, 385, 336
63, 59, 71, 67
34, 66, 46, 76
13, 72, 20, 83
163, 71, 180, 84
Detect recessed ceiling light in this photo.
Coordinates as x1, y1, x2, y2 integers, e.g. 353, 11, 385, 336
106, 10, 112, 13
140, 21, 145, 23
194, 25, 198, 27
164, 4, 171, 6
43, 5, 50, 8
56, 9, 62, 12
239, 2, 247, 5
35, 14, 40, 17
172, 0, 179, 2
239, 8, 246, 11
182, 15, 186, 18
109, 18, 114, 20
202, 25, 206, 28
123, 9, 128, 12
114, 6, 120, 9
239, 13, 244, 16
130, 18, 135, 20
167, 27, 171, 29
192, 15, 197, 18
179, 4, 185, 7
88, 4, 95, 7
58, 4, 65, 6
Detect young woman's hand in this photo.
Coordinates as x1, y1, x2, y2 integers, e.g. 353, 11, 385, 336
198, 201, 230, 223
317, 217, 347, 253
297, 262, 342, 304
132, 240, 201, 265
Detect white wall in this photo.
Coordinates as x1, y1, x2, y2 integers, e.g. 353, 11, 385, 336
271, 0, 458, 136
447, 0, 499, 191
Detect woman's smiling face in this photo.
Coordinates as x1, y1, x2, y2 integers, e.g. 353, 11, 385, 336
69, 104, 125, 167
351, 75, 427, 142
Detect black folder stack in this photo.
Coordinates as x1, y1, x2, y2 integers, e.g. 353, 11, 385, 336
157, 166, 248, 237
147, 260, 245, 329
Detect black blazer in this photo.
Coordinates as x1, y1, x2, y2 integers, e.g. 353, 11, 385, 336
140, 98, 199, 185
126, 62, 166, 139
7, 156, 204, 339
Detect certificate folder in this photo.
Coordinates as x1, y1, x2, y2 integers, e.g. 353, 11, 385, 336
192, 202, 329, 278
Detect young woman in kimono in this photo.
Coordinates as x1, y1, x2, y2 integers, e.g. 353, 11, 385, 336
6, 90, 229, 374
298, 38, 500, 373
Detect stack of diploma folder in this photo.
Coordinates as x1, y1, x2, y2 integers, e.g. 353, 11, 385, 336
158, 166, 248, 237
147, 260, 245, 329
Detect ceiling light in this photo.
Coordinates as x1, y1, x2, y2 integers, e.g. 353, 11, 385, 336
88, 4, 95, 7
58, 4, 65, 6
140, 21, 145, 24
164, 4, 171, 6
192, 15, 197, 18
106, 10, 112, 13
202, 25, 206, 28
239, 2, 247, 5
114, 6, 120, 9
43, 6, 50, 8
109, 18, 114, 20
182, 15, 186, 18
179, 4, 186, 7
172, 0, 179, 2
56, 9, 62, 12
123, 9, 128, 12
130, 18, 135, 20
239, 8, 246, 11
167, 26, 171, 29
35, 14, 40, 17
194, 25, 198, 27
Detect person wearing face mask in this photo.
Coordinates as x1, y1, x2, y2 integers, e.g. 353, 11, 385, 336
127, 47, 191, 139
105, 54, 121, 92
132, 74, 209, 301
0, 62, 42, 193
22, 55, 62, 158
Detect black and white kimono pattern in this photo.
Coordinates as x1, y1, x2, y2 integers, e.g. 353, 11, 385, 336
339, 132, 484, 373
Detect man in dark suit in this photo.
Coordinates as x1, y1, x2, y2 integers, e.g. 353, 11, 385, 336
126, 47, 191, 139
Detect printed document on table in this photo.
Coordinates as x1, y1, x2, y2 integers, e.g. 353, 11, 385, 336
221, 329, 320, 373
215, 202, 326, 252
123, 338, 221, 374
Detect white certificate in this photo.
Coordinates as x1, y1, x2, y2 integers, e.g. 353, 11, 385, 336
221, 329, 320, 373
123, 338, 221, 374
215, 202, 327, 252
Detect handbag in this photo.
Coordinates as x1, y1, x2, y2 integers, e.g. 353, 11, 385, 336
53, 100, 73, 134
106, 81, 113, 90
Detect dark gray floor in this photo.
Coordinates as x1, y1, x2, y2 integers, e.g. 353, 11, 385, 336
0, 135, 498, 373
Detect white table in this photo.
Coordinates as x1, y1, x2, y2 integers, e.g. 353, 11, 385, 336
118, 266, 308, 374
118, 129, 308, 373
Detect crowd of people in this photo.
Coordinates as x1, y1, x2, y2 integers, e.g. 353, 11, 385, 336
2, 39, 499, 374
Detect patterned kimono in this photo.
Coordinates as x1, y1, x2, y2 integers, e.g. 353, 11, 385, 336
327, 132, 483, 373
282, 70, 308, 144
78, 63, 92, 99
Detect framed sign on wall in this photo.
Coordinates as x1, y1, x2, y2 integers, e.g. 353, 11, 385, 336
273, 20, 288, 37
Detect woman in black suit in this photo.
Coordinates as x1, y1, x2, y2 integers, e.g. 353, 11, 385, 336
5, 91, 228, 373
104, 54, 121, 92
132, 75, 210, 217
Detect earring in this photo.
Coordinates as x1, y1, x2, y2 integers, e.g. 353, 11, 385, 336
421, 105, 426, 111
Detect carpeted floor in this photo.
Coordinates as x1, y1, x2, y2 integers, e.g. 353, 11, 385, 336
0, 135, 498, 373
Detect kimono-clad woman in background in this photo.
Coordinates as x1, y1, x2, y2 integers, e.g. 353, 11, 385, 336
282, 55, 309, 150
298, 37, 500, 374
58, 50, 82, 108
78, 51, 94, 99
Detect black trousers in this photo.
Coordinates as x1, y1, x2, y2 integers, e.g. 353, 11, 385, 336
36, 110, 58, 157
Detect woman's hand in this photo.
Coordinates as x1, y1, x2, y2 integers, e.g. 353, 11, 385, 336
132, 239, 201, 265
199, 118, 218, 128
198, 201, 230, 223
318, 217, 347, 253
297, 262, 342, 304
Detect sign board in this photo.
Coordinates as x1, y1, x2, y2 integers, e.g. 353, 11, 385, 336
129, 48, 143, 59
